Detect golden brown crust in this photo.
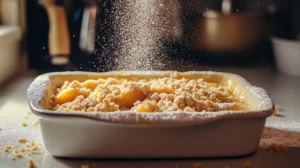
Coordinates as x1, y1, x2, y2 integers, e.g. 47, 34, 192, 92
54, 77, 242, 112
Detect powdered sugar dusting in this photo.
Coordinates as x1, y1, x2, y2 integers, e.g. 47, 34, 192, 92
81, 109, 272, 125
246, 86, 273, 109
265, 121, 300, 132
218, 103, 235, 110
113, 0, 166, 70
87, 111, 222, 125
27, 75, 49, 108
93, 0, 193, 71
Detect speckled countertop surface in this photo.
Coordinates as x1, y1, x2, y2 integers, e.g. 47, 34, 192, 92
0, 67, 300, 168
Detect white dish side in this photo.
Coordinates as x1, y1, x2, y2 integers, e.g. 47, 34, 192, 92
39, 116, 265, 158
27, 71, 274, 158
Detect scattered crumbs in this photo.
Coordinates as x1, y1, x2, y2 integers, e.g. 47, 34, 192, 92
1, 145, 12, 153
33, 120, 40, 126
243, 161, 252, 168
28, 111, 31, 115
0, 140, 42, 160
224, 166, 231, 168
25, 116, 29, 119
81, 165, 90, 168
28, 159, 36, 168
192, 162, 203, 168
18, 138, 27, 143
31, 145, 39, 151
0, 128, 2, 131
22, 122, 28, 127
14, 153, 23, 159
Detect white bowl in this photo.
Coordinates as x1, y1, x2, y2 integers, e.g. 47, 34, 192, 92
27, 71, 274, 158
0, 26, 21, 84
272, 37, 300, 77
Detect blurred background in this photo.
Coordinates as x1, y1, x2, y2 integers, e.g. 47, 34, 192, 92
1, 0, 300, 83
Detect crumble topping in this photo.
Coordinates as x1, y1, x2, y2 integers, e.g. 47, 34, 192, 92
53, 77, 242, 113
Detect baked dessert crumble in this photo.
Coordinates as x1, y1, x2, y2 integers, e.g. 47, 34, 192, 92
52, 76, 243, 112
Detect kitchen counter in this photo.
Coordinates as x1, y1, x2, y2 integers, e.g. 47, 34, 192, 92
0, 67, 300, 168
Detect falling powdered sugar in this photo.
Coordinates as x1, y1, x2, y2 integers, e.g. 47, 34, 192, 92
94, 0, 192, 71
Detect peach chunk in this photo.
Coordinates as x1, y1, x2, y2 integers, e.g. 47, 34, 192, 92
152, 86, 172, 93
135, 104, 155, 112
55, 88, 79, 104
82, 80, 98, 90
115, 89, 145, 107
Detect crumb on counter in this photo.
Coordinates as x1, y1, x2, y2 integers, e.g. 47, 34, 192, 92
243, 161, 252, 168
15, 153, 23, 158
28, 159, 36, 168
25, 116, 29, 119
0, 140, 42, 160
12, 153, 23, 160
18, 138, 27, 143
81, 165, 90, 168
33, 120, 40, 126
0, 145, 12, 153
22, 122, 28, 127
273, 105, 281, 116
0, 128, 2, 131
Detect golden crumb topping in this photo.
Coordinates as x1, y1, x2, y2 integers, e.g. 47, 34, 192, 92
53, 77, 242, 113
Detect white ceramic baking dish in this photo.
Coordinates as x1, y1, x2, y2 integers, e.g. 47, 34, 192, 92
27, 71, 274, 158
